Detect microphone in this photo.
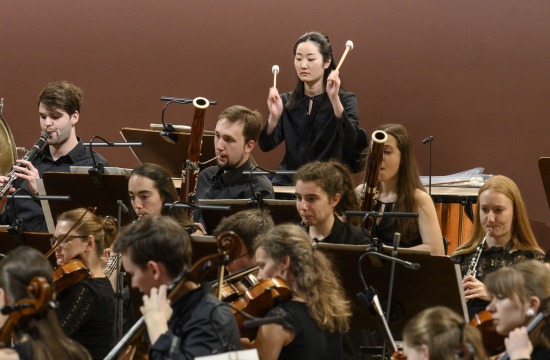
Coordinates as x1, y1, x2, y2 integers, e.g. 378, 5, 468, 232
421, 135, 434, 195
243, 314, 288, 328
87, 135, 109, 188
421, 136, 433, 144
365, 251, 421, 270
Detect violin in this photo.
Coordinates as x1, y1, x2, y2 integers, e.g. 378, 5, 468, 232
0, 277, 53, 347
469, 310, 505, 356
104, 231, 243, 360
211, 266, 259, 302
53, 259, 92, 293
229, 276, 292, 340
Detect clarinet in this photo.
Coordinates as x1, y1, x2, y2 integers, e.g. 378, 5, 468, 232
466, 234, 487, 278
0, 132, 50, 197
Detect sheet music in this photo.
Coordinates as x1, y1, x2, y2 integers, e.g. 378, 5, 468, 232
195, 349, 259, 360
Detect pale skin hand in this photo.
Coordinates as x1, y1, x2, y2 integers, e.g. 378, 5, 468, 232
11, 159, 40, 195
326, 70, 344, 119
266, 87, 284, 135
505, 327, 533, 360
141, 285, 173, 344
463, 275, 491, 301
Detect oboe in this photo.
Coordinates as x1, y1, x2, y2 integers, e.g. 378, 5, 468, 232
466, 234, 487, 278
0, 132, 50, 197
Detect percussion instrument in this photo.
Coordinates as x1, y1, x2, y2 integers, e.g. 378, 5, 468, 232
272, 65, 279, 88
335, 40, 354, 71
430, 186, 478, 254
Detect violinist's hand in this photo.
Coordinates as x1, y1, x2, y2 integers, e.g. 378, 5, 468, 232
0, 175, 14, 215
505, 327, 533, 360
463, 275, 491, 302
240, 337, 255, 349
12, 159, 40, 195
141, 285, 172, 344
266, 87, 283, 135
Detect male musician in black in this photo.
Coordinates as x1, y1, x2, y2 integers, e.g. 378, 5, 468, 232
0, 81, 108, 232
213, 208, 275, 274
194, 105, 274, 229
113, 215, 241, 359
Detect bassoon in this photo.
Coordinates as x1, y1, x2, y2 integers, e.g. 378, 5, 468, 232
180, 97, 210, 204
359, 130, 388, 235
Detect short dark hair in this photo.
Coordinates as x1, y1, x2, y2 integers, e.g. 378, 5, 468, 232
113, 215, 192, 278
38, 81, 83, 115
217, 105, 262, 143
213, 209, 274, 256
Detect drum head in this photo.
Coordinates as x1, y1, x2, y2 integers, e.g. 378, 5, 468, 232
0, 113, 17, 175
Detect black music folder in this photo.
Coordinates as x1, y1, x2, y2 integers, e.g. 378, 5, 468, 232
0, 228, 56, 267
120, 127, 216, 179
42, 172, 132, 229
316, 243, 467, 338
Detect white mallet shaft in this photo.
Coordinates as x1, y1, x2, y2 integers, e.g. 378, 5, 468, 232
335, 40, 354, 72
272, 65, 280, 88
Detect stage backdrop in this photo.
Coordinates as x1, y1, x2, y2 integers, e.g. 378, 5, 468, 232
1, 1, 549, 247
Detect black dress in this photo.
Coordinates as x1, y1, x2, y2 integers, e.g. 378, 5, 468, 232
371, 201, 422, 247
451, 242, 544, 319
267, 301, 343, 360
56, 277, 115, 360
301, 215, 370, 245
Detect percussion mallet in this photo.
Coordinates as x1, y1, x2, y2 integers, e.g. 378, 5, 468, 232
272, 65, 280, 88
335, 40, 354, 72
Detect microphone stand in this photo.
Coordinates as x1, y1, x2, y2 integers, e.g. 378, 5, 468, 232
422, 135, 434, 195
356, 231, 421, 358
114, 200, 128, 341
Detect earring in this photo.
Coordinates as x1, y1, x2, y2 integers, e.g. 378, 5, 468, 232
526, 308, 535, 317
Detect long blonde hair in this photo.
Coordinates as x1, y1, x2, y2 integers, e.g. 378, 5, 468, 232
453, 175, 543, 256
254, 224, 351, 332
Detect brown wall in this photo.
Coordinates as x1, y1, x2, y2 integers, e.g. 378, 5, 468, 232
1, 1, 549, 247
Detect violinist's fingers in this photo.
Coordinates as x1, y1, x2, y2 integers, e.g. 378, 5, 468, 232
158, 284, 168, 300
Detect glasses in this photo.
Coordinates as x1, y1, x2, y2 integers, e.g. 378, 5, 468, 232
50, 235, 88, 248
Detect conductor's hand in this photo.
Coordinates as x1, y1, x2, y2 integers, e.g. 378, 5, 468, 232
0, 175, 15, 215
12, 159, 40, 195
463, 275, 491, 302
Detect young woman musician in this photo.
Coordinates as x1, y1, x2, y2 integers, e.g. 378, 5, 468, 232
356, 123, 444, 254
451, 175, 545, 320
128, 163, 204, 235
53, 208, 117, 360
485, 260, 550, 359
0, 246, 91, 360
402, 306, 486, 359
250, 224, 351, 359
259, 31, 360, 184
294, 160, 369, 245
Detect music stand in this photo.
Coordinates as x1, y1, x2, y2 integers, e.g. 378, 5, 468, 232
120, 127, 216, 178
262, 199, 301, 224
198, 199, 254, 233
538, 157, 550, 212
42, 172, 133, 227
316, 243, 467, 338
0, 228, 56, 267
